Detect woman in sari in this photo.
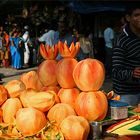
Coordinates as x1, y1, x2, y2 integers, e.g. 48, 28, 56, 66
10, 27, 22, 69
3, 31, 10, 67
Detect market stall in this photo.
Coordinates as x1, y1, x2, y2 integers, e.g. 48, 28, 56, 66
0, 41, 140, 140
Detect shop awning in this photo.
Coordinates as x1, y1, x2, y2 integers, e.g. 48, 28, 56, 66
67, 1, 126, 14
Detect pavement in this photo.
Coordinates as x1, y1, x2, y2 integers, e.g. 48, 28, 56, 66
0, 66, 38, 84
0, 66, 113, 93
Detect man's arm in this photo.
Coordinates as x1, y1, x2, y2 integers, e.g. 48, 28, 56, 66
112, 44, 133, 81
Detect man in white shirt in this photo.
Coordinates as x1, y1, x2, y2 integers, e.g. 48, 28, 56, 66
38, 30, 59, 46
103, 22, 114, 78
38, 21, 59, 47
22, 25, 31, 67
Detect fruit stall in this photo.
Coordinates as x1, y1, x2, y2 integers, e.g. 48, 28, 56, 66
0, 41, 140, 140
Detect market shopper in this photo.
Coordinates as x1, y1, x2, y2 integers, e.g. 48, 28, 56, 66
22, 25, 31, 68
104, 22, 115, 79
38, 21, 59, 46
0, 26, 5, 67
112, 6, 140, 106
3, 31, 10, 68
56, 21, 76, 60
9, 26, 22, 69
77, 34, 94, 61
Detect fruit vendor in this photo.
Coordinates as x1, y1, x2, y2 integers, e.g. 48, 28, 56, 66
112, 5, 140, 106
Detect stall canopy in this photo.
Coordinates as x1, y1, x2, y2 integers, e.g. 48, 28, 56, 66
0, 0, 136, 14
67, 1, 127, 14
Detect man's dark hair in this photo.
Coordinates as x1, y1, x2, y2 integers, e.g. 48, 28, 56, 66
125, 5, 140, 15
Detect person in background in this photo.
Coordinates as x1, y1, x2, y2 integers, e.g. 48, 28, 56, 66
58, 22, 76, 46
77, 34, 94, 61
0, 26, 5, 67
72, 28, 80, 42
112, 6, 140, 106
103, 21, 115, 79
9, 26, 22, 69
22, 25, 31, 68
3, 30, 10, 68
38, 21, 59, 47
18, 29, 24, 67
56, 21, 76, 60
0, 26, 4, 82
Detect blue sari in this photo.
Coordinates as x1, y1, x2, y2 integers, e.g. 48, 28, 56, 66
10, 37, 22, 69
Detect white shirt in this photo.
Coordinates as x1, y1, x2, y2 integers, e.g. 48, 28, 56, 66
38, 30, 59, 46
22, 31, 30, 43
0, 37, 3, 50
22, 31, 30, 53
104, 27, 114, 48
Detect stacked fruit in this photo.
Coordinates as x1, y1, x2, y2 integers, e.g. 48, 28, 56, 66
0, 41, 108, 140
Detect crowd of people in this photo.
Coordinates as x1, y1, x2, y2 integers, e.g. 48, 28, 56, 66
0, 17, 95, 80
0, 24, 36, 70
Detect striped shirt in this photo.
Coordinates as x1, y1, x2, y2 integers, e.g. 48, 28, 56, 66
112, 25, 140, 95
